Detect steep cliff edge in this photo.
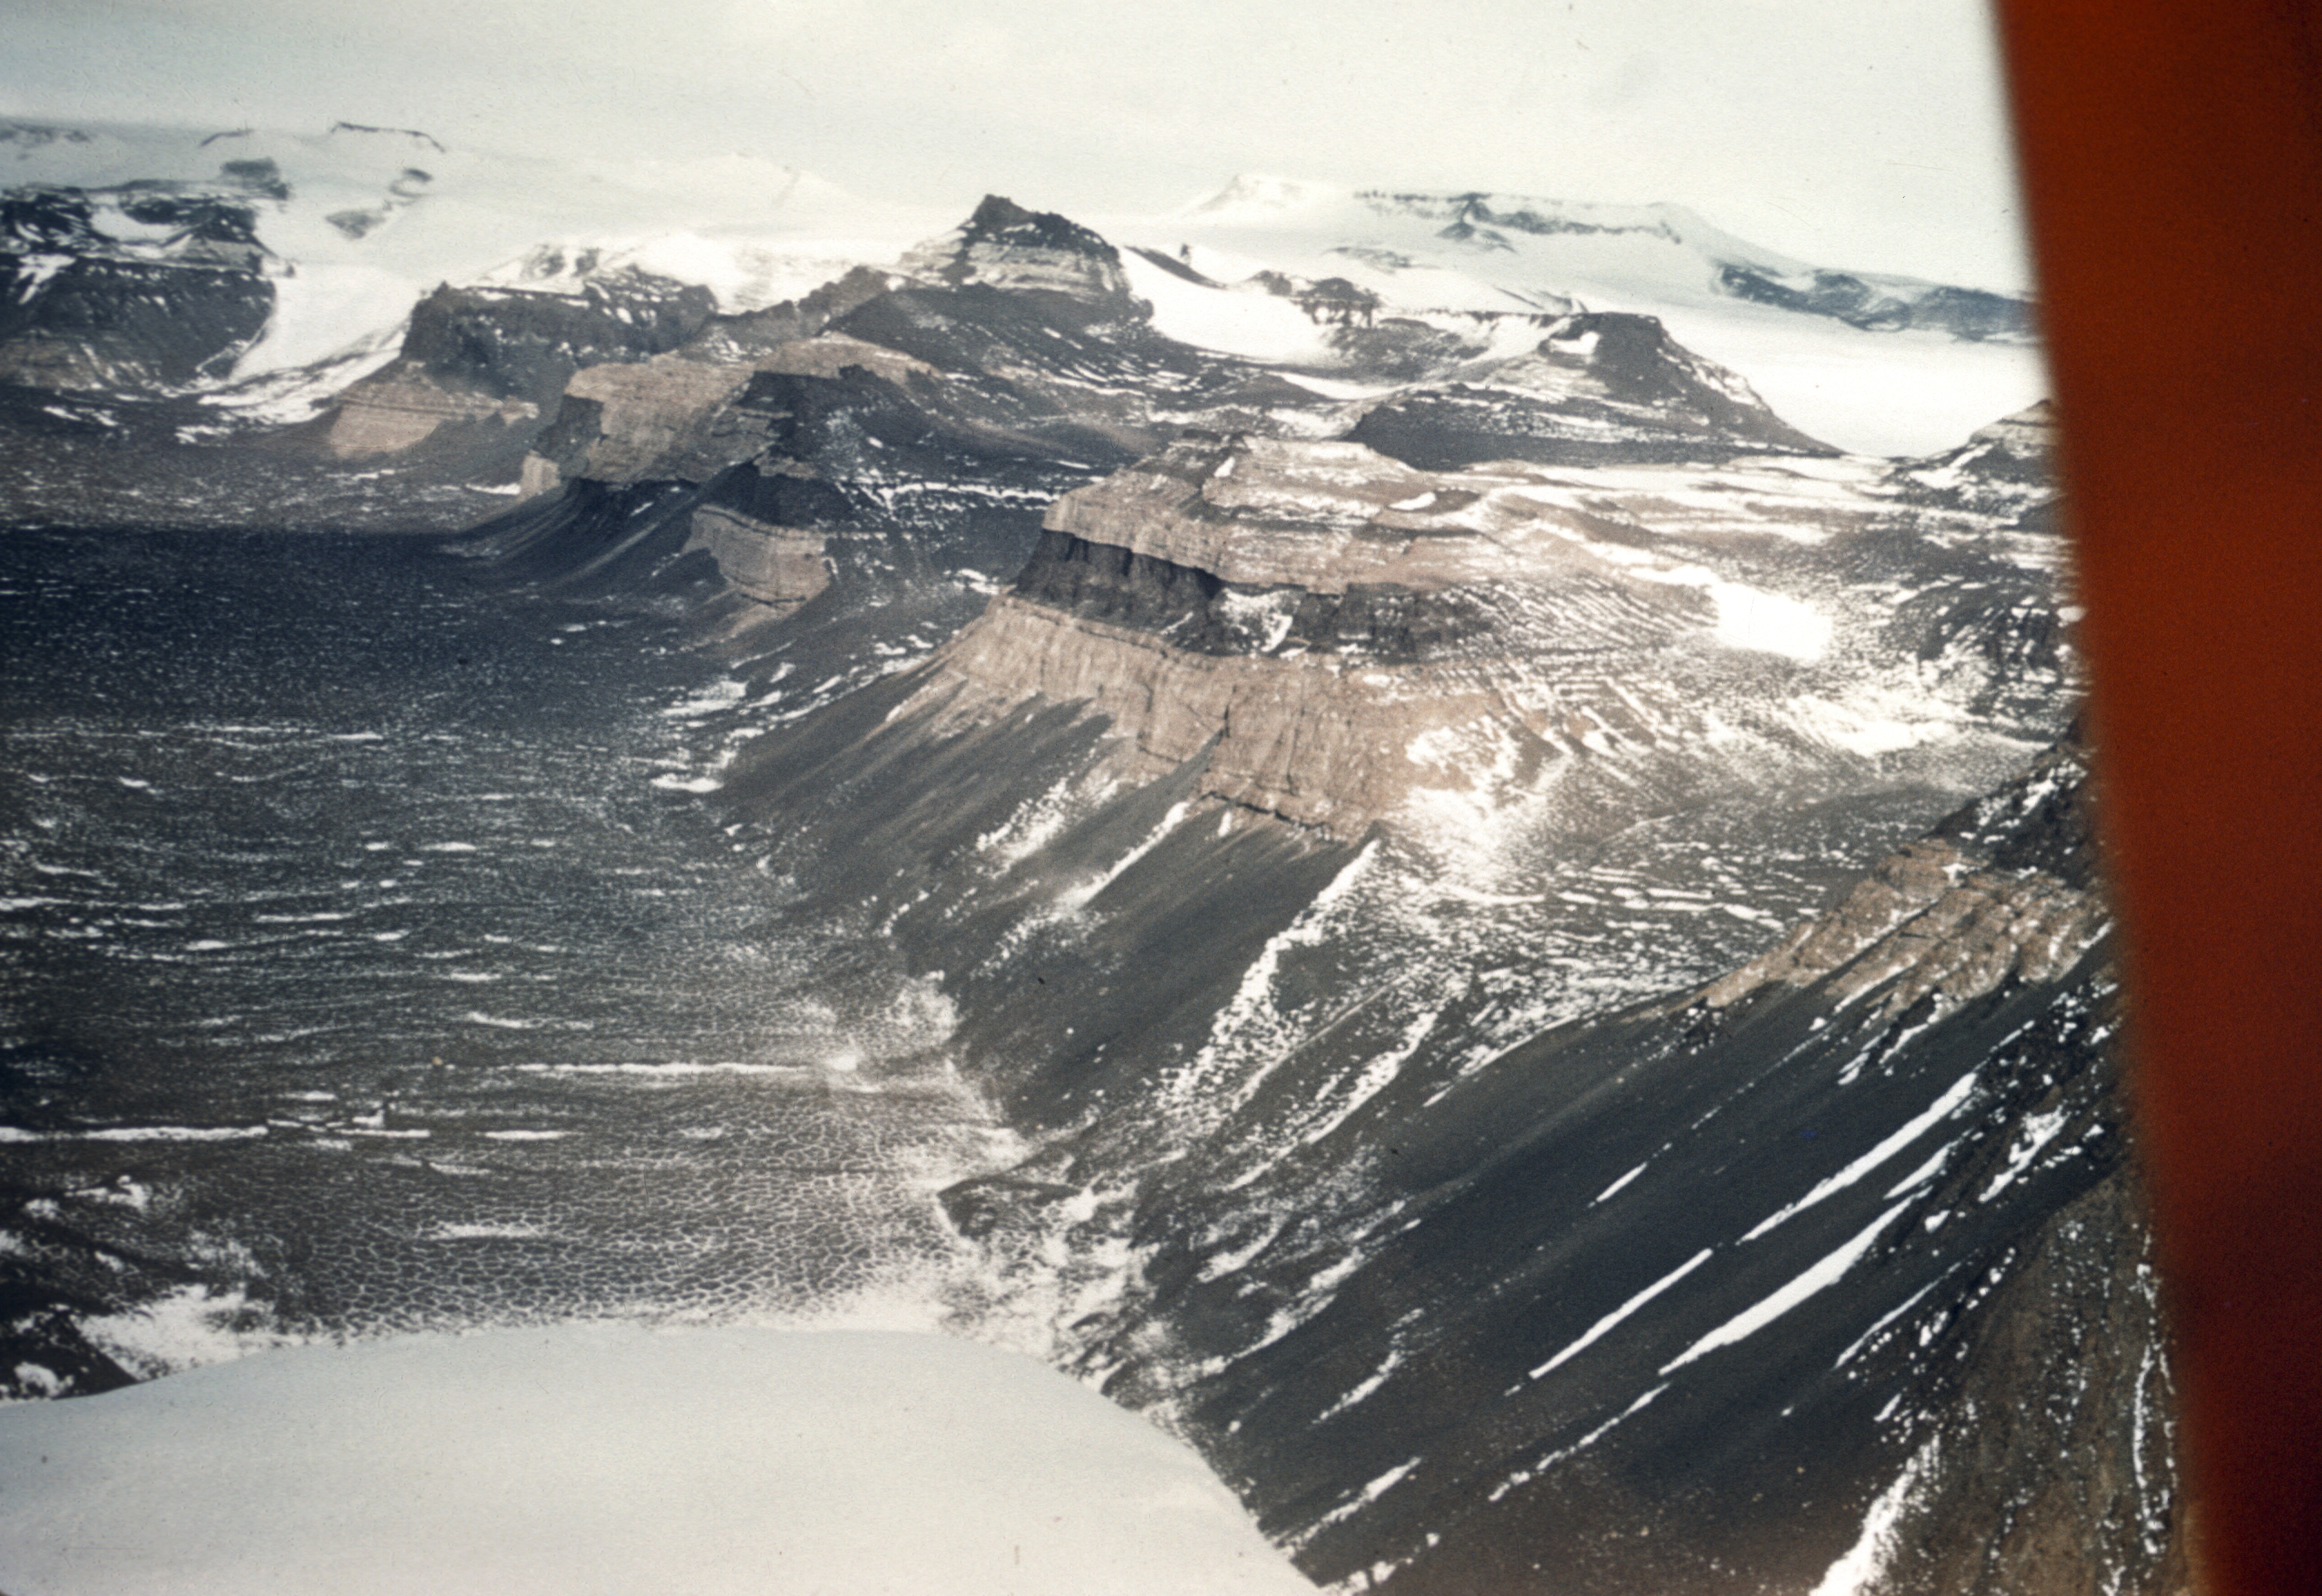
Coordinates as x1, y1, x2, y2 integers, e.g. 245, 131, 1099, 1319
683, 389, 2175, 1592
703, 404, 2075, 1149
314, 266, 717, 468
844, 427, 2063, 839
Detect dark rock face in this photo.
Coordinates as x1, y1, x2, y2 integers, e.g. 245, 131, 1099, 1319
0, 184, 276, 393
1009, 528, 1503, 662
393, 274, 717, 405
1360, 190, 1688, 249
1718, 264, 2037, 341
1348, 312, 1834, 470
1871, 1165, 2188, 1596
712, 661, 1369, 1126
820, 280, 1313, 457
1004, 744, 2173, 1596
0, 255, 273, 392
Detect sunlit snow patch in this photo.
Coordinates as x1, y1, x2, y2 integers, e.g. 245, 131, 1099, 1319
1707, 580, 1831, 661
0, 1325, 1312, 1596
1810, 1437, 1942, 1596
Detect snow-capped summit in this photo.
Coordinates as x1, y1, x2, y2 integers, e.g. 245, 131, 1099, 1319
1346, 310, 1835, 471
899, 194, 1142, 302
1178, 172, 1340, 221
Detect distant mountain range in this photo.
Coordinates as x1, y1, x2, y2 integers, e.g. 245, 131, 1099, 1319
0, 121, 2042, 456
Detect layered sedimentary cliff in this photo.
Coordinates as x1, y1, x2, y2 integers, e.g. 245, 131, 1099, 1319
318, 268, 717, 467
682, 503, 829, 614
685, 378, 2166, 1594
869, 425, 2060, 837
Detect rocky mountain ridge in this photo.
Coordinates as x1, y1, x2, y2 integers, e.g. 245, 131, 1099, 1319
1, 125, 2040, 454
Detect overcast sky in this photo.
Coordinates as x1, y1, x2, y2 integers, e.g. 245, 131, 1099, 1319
0, 0, 2034, 290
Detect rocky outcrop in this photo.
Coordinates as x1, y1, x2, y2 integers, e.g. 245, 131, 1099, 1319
925, 594, 1555, 831
677, 265, 895, 364
1347, 311, 1834, 470
865, 427, 2059, 838
683, 505, 828, 612
319, 375, 541, 457
888, 432, 1734, 831
1717, 263, 2036, 341
0, 181, 277, 394
319, 270, 716, 466
517, 333, 940, 492
1701, 740, 2106, 1018
899, 193, 1143, 302
1885, 399, 2060, 522
511, 263, 916, 495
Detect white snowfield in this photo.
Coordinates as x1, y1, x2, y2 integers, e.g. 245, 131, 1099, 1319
1096, 175, 2050, 457
3, 119, 944, 387
0, 1325, 1316, 1596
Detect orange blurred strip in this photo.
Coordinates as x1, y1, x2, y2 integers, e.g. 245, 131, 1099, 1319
1993, 4, 2322, 1592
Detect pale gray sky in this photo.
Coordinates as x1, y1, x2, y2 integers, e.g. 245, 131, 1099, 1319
0, 0, 2033, 290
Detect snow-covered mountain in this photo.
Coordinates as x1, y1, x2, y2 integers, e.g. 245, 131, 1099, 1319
0, 118, 941, 406
4, 128, 2042, 457
1098, 176, 2049, 456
